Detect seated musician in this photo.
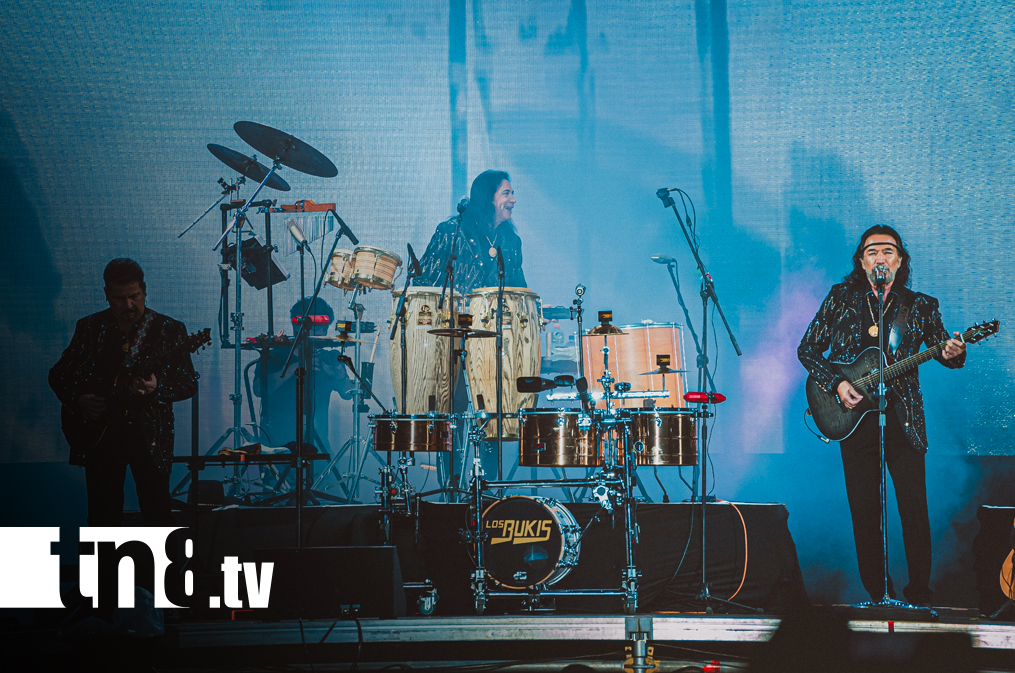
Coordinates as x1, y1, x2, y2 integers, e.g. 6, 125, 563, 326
49, 258, 198, 526
252, 297, 353, 452
797, 226, 966, 606
414, 170, 526, 292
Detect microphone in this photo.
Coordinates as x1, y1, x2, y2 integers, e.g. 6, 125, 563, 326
407, 243, 422, 277
496, 246, 504, 276
457, 197, 469, 214
327, 208, 359, 245
651, 254, 675, 264
576, 377, 592, 413
288, 219, 307, 249
874, 264, 888, 285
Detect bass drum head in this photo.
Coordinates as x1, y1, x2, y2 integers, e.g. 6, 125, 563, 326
482, 495, 580, 590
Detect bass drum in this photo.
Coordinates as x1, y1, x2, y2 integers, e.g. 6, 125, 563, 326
466, 287, 543, 439
483, 496, 580, 589
389, 287, 461, 414
517, 408, 600, 467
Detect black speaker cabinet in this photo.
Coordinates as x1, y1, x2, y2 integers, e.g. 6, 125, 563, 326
254, 546, 406, 619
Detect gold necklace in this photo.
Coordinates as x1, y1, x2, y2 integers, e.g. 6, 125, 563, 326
866, 294, 893, 337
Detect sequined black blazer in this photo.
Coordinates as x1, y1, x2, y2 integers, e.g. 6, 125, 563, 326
798, 281, 964, 452
413, 218, 526, 293
49, 308, 198, 473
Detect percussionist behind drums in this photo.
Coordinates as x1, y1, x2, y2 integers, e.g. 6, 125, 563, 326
412, 171, 530, 478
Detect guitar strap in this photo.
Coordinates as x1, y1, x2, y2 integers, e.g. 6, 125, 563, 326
887, 288, 917, 355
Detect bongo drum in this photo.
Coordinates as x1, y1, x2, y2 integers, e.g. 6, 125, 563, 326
351, 246, 402, 290
325, 249, 356, 291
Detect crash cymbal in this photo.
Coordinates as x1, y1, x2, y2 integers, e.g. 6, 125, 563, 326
427, 327, 498, 339
639, 367, 687, 375
309, 334, 370, 344
587, 324, 627, 336
234, 121, 338, 178
207, 144, 291, 191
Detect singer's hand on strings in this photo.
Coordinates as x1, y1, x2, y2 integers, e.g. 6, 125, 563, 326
836, 380, 863, 409
942, 332, 966, 360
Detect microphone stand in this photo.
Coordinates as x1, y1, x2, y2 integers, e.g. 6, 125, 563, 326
438, 216, 463, 499
656, 188, 753, 615
662, 259, 716, 392
495, 245, 505, 481
855, 273, 934, 617
390, 244, 422, 414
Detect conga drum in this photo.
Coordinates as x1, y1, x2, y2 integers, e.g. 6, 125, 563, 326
582, 321, 687, 408
465, 287, 543, 439
389, 287, 461, 414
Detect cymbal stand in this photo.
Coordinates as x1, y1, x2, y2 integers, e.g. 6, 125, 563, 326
495, 246, 505, 481
178, 176, 244, 239
656, 188, 750, 614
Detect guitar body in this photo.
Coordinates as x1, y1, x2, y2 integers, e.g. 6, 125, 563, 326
805, 320, 999, 443
58, 328, 211, 457
1001, 515, 1015, 600
805, 347, 888, 442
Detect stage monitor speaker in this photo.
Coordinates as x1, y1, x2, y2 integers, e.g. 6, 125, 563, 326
254, 546, 406, 619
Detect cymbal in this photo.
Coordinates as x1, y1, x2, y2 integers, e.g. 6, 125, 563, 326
234, 121, 338, 178
587, 324, 627, 336
309, 334, 370, 344
639, 367, 687, 375
427, 327, 498, 339
207, 144, 291, 191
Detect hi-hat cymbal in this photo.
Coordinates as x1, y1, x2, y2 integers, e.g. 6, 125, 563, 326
207, 144, 291, 191
309, 334, 370, 344
587, 324, 627, 336
640, 367, 687, 375
428, 327, 498, 339
234, 121, 338, 178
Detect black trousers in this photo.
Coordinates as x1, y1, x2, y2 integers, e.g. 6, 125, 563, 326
85, 422, 174, 527
840, 411, 932, 604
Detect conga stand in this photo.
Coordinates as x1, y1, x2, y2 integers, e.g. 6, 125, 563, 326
656, 188, 752, 614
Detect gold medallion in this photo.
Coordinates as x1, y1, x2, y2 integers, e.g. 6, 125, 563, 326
122, 343, 130, 353
868, 325, 878, 338
489, 246, 498, 258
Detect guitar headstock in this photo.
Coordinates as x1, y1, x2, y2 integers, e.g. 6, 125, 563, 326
963, 319, 1000, 345
186, 328, 213, 354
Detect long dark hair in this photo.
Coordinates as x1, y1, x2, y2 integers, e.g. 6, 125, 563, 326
463, 170, 511, 231
843, 224, 911, 287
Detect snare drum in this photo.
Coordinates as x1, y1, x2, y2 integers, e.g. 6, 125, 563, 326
351, 246, 402, 290
466, 287, 543, 439
518, 408, 600, 467
326, 249, 357, 291
483, 496, 581, 589
370, 414, 454, 452
624, 407, 697, 466
389, 287, 461, 414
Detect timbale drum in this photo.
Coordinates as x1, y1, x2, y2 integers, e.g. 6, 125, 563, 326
623, 407, 697, 466
465, 287, 543, 439
517, 408, 600, 467
370, 414, 454, 453
482, 496, 581, 589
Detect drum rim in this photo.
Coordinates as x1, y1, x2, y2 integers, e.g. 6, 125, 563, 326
627, 407, 696, 415
392, 287, 463, 297
466, 286, 538, 296
369, 413, 455, 421
614, 322, 684, 329
481, 495, 571, 589
329, 249, 356, 257
519, 407, 584, 415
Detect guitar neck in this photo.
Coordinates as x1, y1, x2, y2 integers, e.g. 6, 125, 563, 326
855, 329, 969, 390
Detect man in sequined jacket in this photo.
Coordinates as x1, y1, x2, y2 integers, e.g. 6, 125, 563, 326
798, 225, 966, 606
414, 170, 526, 293
49, 259, 198, 526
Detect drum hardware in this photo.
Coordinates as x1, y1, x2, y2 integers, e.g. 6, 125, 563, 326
656, 187, 751, 614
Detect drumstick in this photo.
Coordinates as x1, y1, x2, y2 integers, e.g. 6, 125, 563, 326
369, 325, 381, 363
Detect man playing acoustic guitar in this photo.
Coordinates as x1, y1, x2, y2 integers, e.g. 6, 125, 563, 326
798, 226, 966, 606
49, 259, 199, 526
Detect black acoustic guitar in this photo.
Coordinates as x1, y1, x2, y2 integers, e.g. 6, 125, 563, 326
60, 327, 211, 454
805, 320, 998, 441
